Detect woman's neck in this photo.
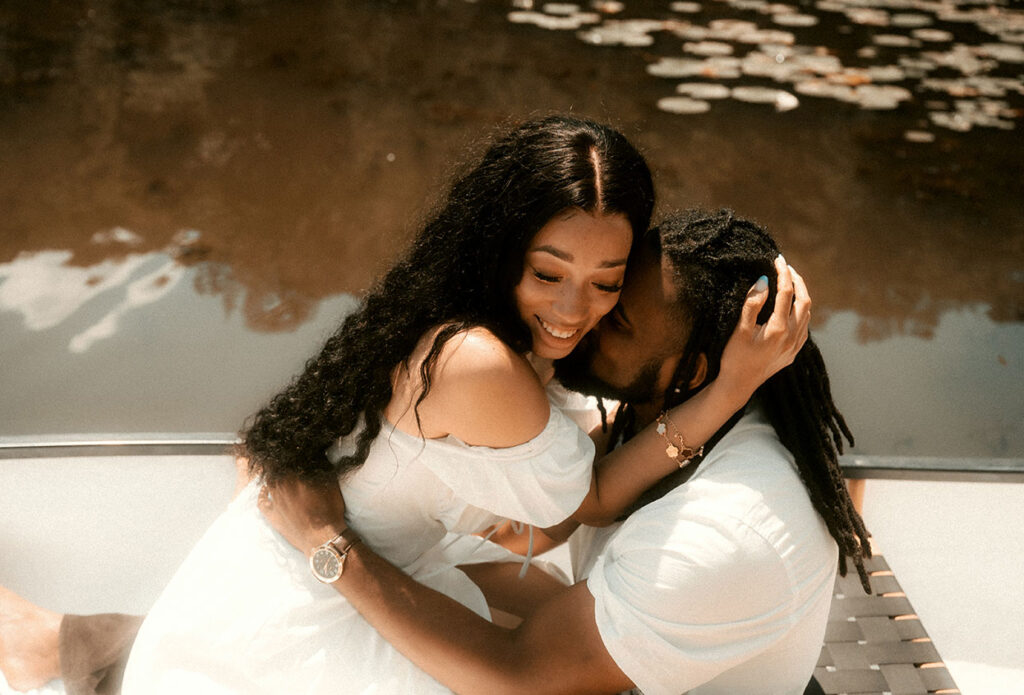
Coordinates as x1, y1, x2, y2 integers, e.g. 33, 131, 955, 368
526, 353, 555, 386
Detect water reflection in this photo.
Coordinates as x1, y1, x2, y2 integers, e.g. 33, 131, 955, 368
0, 257, 360, 436
0, 0, 1021, 454
0, 231, 315, 345
816, 307, 1024, 458
0, 249, 184, 353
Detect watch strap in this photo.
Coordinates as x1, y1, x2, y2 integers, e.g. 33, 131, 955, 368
327, 527, 361, 556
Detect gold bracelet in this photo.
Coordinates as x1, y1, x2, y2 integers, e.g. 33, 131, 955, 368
655, 411, 704, 467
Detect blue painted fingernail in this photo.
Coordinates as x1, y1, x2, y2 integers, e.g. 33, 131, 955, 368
753, 275, 769, 292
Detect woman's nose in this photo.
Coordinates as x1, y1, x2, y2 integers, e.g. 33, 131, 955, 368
552, 283, 588, 323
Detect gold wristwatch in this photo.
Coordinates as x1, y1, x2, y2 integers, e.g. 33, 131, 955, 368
309, 528, 360, 584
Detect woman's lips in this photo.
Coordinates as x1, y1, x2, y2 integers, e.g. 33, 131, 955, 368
537, 316, 581, 340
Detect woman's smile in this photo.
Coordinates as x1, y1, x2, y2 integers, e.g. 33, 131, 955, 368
536, 316, 581, 341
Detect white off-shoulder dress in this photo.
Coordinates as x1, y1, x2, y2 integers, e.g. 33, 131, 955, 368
121, 390, 595, 695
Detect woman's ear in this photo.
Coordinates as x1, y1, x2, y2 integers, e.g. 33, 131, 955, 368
688, 354, 708, 389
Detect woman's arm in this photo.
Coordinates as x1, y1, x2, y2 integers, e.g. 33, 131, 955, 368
571, 256, 810, 526
485, 520, 566, 556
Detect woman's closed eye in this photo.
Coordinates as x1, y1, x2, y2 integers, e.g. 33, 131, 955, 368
532, 268, 622, 293
593, 281, 623, 293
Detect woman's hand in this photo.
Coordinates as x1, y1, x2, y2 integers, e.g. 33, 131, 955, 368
258, 478, 349, 556
717, 255, 811, 403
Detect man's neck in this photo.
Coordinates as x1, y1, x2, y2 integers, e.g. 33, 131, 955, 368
630, 400, 663, 430
616, 399, 747, 519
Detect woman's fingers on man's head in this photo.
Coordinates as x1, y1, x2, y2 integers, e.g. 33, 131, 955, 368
740, 273, 771, 330
788, 265, 811, 337
766, 255, 794, 333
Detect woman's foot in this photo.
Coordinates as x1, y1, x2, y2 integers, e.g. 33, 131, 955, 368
0, 585, 62, 691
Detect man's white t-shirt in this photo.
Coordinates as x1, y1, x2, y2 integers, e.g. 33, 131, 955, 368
571, 408, 838, 695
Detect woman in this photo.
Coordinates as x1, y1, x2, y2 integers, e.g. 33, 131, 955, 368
121, 115, 650, 694
2, 116, 801, 694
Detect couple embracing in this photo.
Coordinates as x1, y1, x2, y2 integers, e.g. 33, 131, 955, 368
2, 115, 870, 695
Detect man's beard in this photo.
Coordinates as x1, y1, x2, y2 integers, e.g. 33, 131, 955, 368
554, 336, 662, 405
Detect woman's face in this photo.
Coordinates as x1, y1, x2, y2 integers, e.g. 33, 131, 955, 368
515, 209, 633, 360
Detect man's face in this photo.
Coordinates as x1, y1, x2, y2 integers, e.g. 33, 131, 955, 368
556, 249, 687, 404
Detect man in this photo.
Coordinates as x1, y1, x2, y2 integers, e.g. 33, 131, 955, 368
262, 208, 871, 694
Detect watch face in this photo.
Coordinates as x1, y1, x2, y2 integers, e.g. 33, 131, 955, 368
311, 547, 341, 582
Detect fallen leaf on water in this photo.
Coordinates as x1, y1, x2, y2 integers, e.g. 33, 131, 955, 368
657, 96, 712, 114
904, 130, 936, 143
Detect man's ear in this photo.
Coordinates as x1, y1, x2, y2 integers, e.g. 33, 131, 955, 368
688, 354, 708, 389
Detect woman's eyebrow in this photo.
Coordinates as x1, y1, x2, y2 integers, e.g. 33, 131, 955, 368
530, 245, 628, 268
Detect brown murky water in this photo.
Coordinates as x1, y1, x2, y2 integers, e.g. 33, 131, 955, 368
1, 0, 1022, 458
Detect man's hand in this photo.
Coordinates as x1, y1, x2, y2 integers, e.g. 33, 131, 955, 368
258, 478, 348, 555
718, 255, 811, 402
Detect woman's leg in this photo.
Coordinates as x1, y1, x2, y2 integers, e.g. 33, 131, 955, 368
0, 585, 62, 690
0, 586, 143, 695
59, 613, 143, 695
2, 458, 248, 693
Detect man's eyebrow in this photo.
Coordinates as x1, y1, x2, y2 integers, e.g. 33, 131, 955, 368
530, 245, 628, 268
613, 303, 631, 326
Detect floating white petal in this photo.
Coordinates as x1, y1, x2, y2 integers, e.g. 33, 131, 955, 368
891, 14, 932, 29
648, 56, 743, 79
669, 1, 702, 13
904, 130, 936, 143
913, 29, 954, 43
543, 3, 580, 15
591, 0, 624, 12
867, 65, 907, 82
855, 84, 913, 110
578, 22, 656, 46
676, 82, 732, 99
980, 43, 1024, 64
732, 86, 786, 103
873, 34, 919, 48
657, 96, 712, 114
683, 41, 735, 56
846, 8, 890, 27
773, 13, 818, 27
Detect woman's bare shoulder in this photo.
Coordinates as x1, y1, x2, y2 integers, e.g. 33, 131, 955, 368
435, 326, 528, 379
397, 325, 551, 447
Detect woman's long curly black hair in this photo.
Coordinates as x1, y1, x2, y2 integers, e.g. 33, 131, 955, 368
618, 208, 872, 591
243, 115, 655, 486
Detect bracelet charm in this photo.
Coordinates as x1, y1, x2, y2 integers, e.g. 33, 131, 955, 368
655, 412, 704, 468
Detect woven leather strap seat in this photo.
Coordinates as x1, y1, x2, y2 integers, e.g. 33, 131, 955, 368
811, 555, 960, 695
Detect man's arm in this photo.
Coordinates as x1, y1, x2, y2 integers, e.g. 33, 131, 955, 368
259, 482, 633, 695
345, 547, 629, 695
457, 560, 568, 622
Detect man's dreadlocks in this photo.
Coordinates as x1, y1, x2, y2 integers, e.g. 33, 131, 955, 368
615, 208, 872, 592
